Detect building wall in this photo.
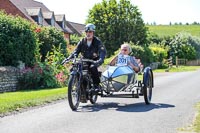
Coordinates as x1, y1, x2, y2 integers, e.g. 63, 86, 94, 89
64, 33, 70, 42
0, 0, 72, 39
0, 0, 27, 19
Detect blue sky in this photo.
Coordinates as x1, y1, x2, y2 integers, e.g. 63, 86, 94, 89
36, 0, 200, 25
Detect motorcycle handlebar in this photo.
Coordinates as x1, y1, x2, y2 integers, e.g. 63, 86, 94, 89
61, 58, 95, 65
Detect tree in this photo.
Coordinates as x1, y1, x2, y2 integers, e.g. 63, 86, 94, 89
86, 0, 148, 56
169, 32, 197, 60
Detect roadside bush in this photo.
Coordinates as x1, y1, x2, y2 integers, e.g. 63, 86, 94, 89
157, 61, 168, 69
149, 43, 168, 62
179, 44, 196, 60
35, 26, 67, 62
147, 32, 173, 47
18, 64, 43, 90
0, 11, 38, 66
44, 45, 69, 87
67, 44, 77, 56
169, 32, 197, 60
129, 42, 153, 66
186, 34, 200, 58
69, 34, 82, 45
18, 45, 68, 90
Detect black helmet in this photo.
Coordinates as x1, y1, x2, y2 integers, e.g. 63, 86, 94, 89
85, 23, 95, 32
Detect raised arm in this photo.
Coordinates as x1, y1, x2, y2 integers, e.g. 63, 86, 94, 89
109, 56, 118, 66
128, 56, 140, 73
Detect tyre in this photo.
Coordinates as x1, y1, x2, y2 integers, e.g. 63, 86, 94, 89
143, 71, 153, 104
89, 94, 98, 104
68, 75, 80, 111
89, 84, 101, 104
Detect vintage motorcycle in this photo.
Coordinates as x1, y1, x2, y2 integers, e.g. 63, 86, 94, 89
62, 56, 154, 111
62, 56, 100, 110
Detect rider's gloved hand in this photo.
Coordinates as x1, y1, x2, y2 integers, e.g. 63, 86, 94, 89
93, 58, 103, 67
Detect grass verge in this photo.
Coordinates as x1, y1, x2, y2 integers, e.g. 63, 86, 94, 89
178, 103, 200, 133
154, 65, 200, 73
193, 103, 200, 132
0, 87, 67, 116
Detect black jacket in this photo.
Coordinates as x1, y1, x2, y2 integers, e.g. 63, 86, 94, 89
69, 36, 106, 63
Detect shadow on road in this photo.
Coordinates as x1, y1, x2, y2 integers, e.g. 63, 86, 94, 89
77, 102, 175, 112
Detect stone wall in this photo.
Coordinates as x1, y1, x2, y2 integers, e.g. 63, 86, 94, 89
0, 66, 20, 93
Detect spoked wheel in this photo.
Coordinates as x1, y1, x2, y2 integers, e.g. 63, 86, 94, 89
68, 75, 80, 111
143, 71, 153, 104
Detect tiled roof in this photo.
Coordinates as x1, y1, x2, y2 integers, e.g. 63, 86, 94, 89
10, 0, 49, 12
11, 0, 63, 32
55, 14, 73, 33
9, 0, 49, 26
8, 0, 82, 35
67, 21, 85, 36
63, 26, 73, 34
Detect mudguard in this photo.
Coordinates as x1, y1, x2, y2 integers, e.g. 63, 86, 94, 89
143, 67, 154, 87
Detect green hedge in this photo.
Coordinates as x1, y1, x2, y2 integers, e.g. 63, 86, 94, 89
0, 11, 38, 67
129, 43, 153, 66
35, 26, 67, 62
149, 44, 168, 62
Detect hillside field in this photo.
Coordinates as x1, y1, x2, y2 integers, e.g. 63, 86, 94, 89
147, 25, 200, 37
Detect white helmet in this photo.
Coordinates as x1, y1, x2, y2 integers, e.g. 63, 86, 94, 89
85, 23, 95, 32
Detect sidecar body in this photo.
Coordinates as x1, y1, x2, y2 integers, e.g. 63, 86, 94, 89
100, 65, 154, 104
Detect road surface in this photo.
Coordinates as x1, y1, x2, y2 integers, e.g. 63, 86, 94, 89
0, 70, 200, 133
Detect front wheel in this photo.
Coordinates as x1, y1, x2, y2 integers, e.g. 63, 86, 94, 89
68, 75, 80, 111
143, 71, 153, 104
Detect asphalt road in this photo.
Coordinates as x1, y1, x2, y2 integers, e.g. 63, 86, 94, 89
1, 70, 200, 133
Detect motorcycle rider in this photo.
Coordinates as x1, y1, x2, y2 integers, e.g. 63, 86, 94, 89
63, 23, 106, 92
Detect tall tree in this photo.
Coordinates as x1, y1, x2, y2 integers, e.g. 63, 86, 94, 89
86, 0, 147, 56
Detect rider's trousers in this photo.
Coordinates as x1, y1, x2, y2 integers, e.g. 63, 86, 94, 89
89, 65, 100, 86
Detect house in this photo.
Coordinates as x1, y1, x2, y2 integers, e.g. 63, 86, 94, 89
0, 0, 85, 40
67, 21, 86, 36
55, 14, 76, 40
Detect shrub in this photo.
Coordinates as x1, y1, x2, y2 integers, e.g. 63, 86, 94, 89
44, 45, 69, 87
186, 34, 200, 59
129, 42, 153, 66
35, 26, 67, 62
179, 44, 196, 60
18, 64, 43, 90
0, 11, 38, 66
69, 34, 82, 45
18, 45, 69, 90
149, 43, 168, 62
169, 32, 197, 60
67, 44, 77, 56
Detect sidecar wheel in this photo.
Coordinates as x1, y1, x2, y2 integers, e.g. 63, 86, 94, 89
143, 71, 153, 104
